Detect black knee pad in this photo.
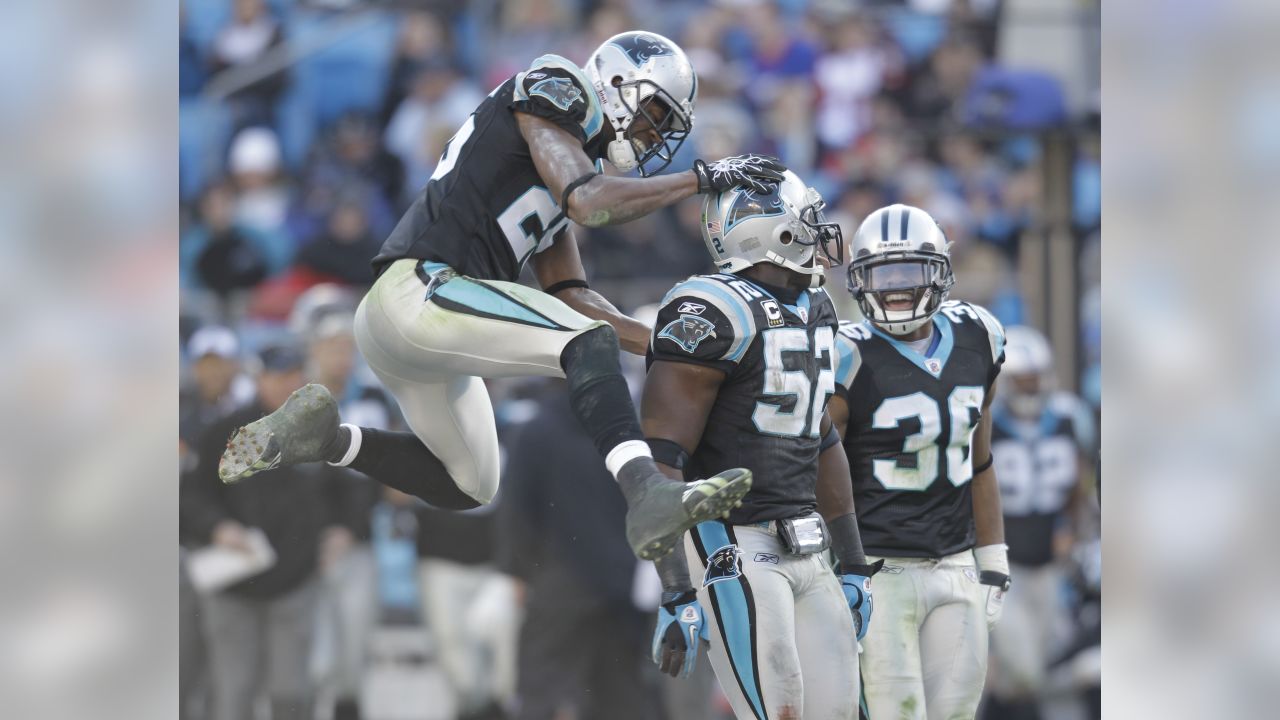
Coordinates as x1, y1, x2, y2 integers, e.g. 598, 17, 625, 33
560, 324, 622, 386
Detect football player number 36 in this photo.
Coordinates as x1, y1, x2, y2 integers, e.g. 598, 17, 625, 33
753, 327, 835, 438
872, 387, 985, 490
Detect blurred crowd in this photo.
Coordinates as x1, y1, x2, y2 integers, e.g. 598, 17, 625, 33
178, 1, 1100, 719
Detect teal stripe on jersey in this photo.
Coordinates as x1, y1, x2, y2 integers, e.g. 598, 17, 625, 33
697, 522, 766, 720
835, 332, 862, 390
433, 278, 559, 329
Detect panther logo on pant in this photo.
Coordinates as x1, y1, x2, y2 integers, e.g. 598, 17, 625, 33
703, 544, 743, 586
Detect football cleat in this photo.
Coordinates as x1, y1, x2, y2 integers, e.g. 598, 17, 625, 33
218, 383, 340, 483
626, 468, 753, 560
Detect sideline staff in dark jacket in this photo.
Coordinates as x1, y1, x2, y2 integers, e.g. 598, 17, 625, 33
180, 342, 351, 720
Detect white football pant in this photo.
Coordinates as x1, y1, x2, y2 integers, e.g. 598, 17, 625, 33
685, 521, 860, 720
860, 550, 988, 720
354, 259, 606, 504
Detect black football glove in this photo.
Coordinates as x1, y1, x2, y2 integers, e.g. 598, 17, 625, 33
693, 154, 787, 195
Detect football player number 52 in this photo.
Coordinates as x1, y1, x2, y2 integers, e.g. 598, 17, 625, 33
872, 387, 985, 491
753, 327, 836, 439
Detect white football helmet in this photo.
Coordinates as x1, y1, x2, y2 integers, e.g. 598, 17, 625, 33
701, 170, 844, 288
584, 31, 696, 176
847, 203, 955, 335
1002, 325, 1055, 418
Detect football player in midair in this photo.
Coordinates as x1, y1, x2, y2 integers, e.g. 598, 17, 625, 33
644, 172, 879, 720
984, 325, 1097, 718
217, 32, 787, 560
828, 204, 1009, 719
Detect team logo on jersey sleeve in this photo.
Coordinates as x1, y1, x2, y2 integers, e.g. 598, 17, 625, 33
529, 76, 583, 111
658, 314, 717, 353
610, 33, 674, 67
703, 544, 743, 586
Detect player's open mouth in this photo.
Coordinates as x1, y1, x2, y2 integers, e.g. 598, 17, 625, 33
882, 291, 916, 311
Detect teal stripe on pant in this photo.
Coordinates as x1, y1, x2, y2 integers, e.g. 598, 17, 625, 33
697, 522, 766, 720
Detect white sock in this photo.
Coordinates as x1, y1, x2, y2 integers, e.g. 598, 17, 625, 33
605, 439, 652, 479
327, 424, 362, 467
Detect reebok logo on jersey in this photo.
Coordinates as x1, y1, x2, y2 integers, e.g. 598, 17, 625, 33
703, 544, 743, 586
677, 301, 706, 315
525, 71, 547, 80
753, 552, 779, 565
529, 76, 583, 112
658, 314, 717, 353
879, 565, 904, 575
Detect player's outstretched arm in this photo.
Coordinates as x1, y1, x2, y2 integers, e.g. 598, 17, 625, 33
517, 113, 785, 228
529, 235, 649, 354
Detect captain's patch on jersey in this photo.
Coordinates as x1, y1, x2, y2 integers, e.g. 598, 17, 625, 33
529, 76, 583, 111
703, 544, 743, 586
658, 314, 717, 353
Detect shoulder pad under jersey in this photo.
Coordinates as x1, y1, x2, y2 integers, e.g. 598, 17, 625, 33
652, 274, 761, 364
833, 320, 872, 391
510, 55, 604, 144
939, 300, 1005, 366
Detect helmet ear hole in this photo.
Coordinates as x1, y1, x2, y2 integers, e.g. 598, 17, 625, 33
779, 230, 793, 245
611, 75, 624, 87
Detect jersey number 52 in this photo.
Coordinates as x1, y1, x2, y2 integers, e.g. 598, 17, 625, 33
753, 327, 835, 439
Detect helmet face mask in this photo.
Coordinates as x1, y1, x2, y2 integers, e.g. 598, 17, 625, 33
617, 81, 691, 176
848, 253, 955, 335
586, 31, 697, 177
701, 171, 843, 288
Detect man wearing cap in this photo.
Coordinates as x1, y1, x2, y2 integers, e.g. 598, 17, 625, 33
180, 342, 359, 720
180, 326, 253, 447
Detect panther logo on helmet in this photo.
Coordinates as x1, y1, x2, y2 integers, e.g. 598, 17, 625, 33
610, 33, 674, 67
657, 314, 718, 353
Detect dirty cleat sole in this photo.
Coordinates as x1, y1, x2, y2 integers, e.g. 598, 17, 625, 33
630, 468, 753, 560
218, 383, 339, 484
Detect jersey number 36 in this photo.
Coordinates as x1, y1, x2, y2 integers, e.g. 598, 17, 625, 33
872, 388, 984, 491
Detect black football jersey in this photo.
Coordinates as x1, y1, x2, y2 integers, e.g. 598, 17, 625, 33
648, 273, 840, 524
834, 301, 1005, 558
992, 392, 1095, 566
373, 54, 608, 282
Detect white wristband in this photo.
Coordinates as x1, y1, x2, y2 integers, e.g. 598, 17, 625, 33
974, 544, 1009, 575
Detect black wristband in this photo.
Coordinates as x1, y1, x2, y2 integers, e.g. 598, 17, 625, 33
660, 590, 697, 608
543, 278, 589, 296
973, 455, 994, 475
980, 570, 1011, 590
560, 171, 601, 213
647, 438, 689, 470
819, 424, 841, 452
